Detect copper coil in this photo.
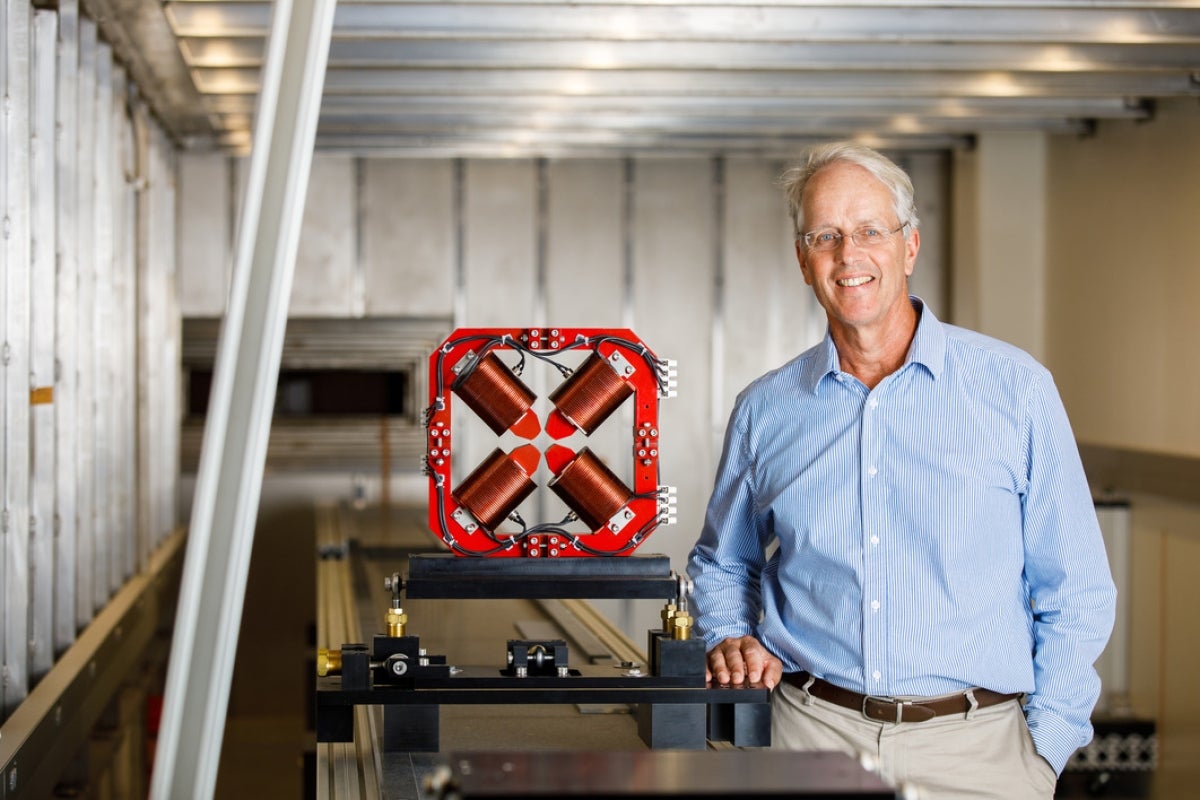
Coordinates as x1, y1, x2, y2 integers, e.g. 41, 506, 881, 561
452, 352, 536, 435
453, 448, 537, 531
549, 353, 633, 435
549, 448, 634, 531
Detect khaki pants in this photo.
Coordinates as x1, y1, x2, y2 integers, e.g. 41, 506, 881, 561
771, 679, 1058, 799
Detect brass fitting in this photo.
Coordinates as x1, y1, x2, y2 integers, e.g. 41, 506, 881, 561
661, 600, 677, 634
672, 611, 692, 640
386, 606, 408, 637
317, 647, 343, 676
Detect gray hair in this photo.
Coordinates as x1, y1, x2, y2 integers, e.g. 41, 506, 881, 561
780, 142, 920, 238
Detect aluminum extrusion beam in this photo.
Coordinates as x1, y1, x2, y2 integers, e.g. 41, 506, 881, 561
148, 0, 337, 795
2, 0, 33, 721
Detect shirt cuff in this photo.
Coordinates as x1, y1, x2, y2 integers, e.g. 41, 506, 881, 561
1026, 707, 1086, 775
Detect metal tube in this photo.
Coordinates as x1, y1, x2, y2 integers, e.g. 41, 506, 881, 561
149, 0, 338, 795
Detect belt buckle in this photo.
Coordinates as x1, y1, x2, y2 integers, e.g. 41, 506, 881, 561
861, 694, 900, 723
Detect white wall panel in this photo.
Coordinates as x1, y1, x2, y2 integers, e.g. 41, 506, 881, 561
178, 153, 232, 317
1, 0, 33, 717
0, 0, 182, 730
903, 151, 949, 317
630, 159, 715, 585
545, 159, 626, 325
291, 154, 355, 316
363, 159, 455, 317
464, 160, 538, 326
721, 159, 805, 419
545, 159, 628, 490
458, 160, 538, 486
976, 132, 1047, 360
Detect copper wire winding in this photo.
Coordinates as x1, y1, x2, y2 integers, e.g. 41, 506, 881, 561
452, 352, 536, 435
549, 353, 633, 435
549, 448, 634, 531
453, 448, 536, 531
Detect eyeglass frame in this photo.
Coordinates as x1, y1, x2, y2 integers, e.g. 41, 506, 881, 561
800, 221, 910, 252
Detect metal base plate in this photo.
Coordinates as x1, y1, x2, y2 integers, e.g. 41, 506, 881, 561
405, 552, 677, 599
439, 750, 895, 797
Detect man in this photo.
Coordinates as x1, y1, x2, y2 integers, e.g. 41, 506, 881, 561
687, 142, 1115, 799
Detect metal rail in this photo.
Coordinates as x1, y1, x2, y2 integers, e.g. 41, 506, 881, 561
0, 531, 184, 799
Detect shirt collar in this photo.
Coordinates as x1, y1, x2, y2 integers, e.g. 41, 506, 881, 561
799, 296, 946, 394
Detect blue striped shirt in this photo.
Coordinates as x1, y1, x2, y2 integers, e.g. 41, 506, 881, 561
688, 299, 1116, 774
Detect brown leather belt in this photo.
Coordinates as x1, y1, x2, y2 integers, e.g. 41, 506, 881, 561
782, 672, 1021, 724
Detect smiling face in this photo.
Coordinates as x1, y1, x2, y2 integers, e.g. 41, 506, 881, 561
796, 161, 920, 344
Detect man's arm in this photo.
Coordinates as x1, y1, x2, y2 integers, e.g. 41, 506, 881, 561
687, 400, 777, 675
1020, 374, 1118, 774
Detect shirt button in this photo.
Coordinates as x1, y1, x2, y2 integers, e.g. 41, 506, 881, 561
868, 398, 878, 409
867, 466, 877, 477
872, 670, 881, 682
870, 535, 880, 546
871, 600, 880, 611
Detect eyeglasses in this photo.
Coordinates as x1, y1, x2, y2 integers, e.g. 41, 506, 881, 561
801, 222, 909, 252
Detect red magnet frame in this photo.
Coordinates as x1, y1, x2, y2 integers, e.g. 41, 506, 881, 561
424, 327, 676, 558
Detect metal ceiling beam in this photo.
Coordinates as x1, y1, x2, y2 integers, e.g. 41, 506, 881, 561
80, 0, 215, 141
290, 131, 978, 157
177, 38, 1200, 71
70, 0, 1200, 152
191, 67, 1200, 98
164, 2, 1200, 44
205, 95, 1153, 118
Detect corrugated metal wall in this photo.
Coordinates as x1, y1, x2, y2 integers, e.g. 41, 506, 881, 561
177, 151, 947, 635
0, 0, 182, 721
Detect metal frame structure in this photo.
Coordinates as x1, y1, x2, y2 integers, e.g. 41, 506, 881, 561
2, 0, 34, 720
149, 0, 337, 795
136, 1, 1200, 153
4, 1, 184, 793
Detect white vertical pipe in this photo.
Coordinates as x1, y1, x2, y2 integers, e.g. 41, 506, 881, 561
54, 0, 81, 652
134, 104, 155, 571
113, 68, 137, 584
1, 0, 33, 718
74, 17, 97, 626
92, 41, 114, 605
29, 8, 59, 682
54, 0, 80, 652
150, 0, 337, 794
159, 134, 181, 551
